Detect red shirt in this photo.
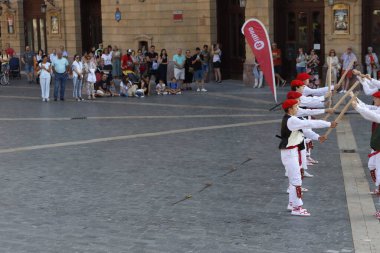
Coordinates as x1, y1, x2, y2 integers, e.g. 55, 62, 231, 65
272, 48, 282, 66
5, 48, 15, 57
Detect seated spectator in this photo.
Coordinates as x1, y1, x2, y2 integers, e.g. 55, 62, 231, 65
139, 74, 151, 96
120, 76, 133, 97
168, 77, 182, 95
95, 72, 110, 97
156, 79, 167, 95
108, 81, 119, 97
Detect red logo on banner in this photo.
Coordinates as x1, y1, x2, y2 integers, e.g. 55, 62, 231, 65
242, 18, 276, 102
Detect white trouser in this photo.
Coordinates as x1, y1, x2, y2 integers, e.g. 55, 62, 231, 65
368, 150, 380, 186
367, 66, 378, 80
40, 76, 51, 99
281, 149, 303, 207
86, 81, 95, 96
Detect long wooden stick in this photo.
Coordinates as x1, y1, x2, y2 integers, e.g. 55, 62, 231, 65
324, 95, 357, 137
324, 81, 359, 120
327, 58, 332, 108
333, 59, 355, 95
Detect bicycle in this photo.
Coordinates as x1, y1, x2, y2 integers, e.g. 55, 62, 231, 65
0, 63, 10, 86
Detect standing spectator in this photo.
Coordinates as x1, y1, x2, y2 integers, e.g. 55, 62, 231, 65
111, 45, 121, 79
72, 54, 84, 101
296, 48, 307, 74
184, 49, 194, 90
173, 48, 185, 90
5, 43, 15, 58
326, 49, 340, 85
365, 46, 379, 79
212, 43, 222, 83
52, 50, 69, 101
252, 57, 263, 88
136, 48, 147, 77
59, 45, 68, 58
21, 45, 35, 84
84, 54, 97, 100
101, 48, 113, 74
49, 49, 57, 63
158, 49, 168, 85
38, 55, 51, 102
201, 45, 210, 83
34, 49, 44, 83
340, 47, 357, 93
272, 42, 286, 86
192, 47, 206, 92
306, 49, 320, 88
146, 45, 158, 81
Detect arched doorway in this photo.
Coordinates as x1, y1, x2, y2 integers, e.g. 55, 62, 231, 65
217, 0, 246, 80
80, 0, 102, 53
23, 0, 47, 53
274, 0, 324, 80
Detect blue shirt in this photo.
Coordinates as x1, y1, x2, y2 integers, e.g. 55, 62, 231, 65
52, 57, 69, 73
173, 54, 185, 68
169, 82, 179, 89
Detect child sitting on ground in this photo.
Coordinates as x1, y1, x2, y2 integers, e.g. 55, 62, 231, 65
168, 77, 182, 95
108, 81, 119, 97
156, 79, 167, 95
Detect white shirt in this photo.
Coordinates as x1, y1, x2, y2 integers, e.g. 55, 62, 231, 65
39, 62, 51, 78
287, 115, 331, 131
72, 61, 83, 78
49, 53, 57, 63
101, 53, 112, 65
303, 86, 334, 97
297, 108, 325, 117
213, 49, 221, 63
299, 95, 325, 108
355, 102, 380, 123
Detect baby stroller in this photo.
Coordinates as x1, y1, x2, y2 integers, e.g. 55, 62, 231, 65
9, 56, 21, 80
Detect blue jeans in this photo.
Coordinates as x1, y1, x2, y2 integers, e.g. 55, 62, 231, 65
72, 76, 82, 98
296, 67, 306, 74
54, 72, 68, 99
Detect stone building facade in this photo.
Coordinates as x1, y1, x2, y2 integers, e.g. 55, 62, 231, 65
0, 0, 378, 84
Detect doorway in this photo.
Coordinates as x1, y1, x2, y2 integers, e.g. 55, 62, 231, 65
274, 0, 324, 80
363, 0, 380, 67
23, 0, 47, 53
217, 0, 246, 80
80, 0, 102, 53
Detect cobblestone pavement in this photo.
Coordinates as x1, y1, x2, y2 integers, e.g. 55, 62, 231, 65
0, 79, 353, 252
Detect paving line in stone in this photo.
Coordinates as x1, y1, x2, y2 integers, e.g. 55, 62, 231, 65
0, 119, 280, 154
0, 95, 268, 112
0, 114, 274, 121
337, 117, 380, 253
210, 92, 274, 105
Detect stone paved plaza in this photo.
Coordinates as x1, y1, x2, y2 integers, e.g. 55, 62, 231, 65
0, 79, 365, 252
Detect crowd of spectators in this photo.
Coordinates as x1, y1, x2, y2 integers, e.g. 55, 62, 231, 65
0, 42, 224, 102
264, 42, 374, 93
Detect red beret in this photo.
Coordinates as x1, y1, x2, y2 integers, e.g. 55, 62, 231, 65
290, 80, 304, 87
373, 91, 380, 98
282, 99, 299, 110
287, 91, 302, 99
296, 73, 311, 81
